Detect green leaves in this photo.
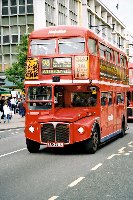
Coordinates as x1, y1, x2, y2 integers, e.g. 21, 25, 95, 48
5, 34, 28, 90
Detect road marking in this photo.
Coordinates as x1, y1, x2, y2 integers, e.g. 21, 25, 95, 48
128, 145, 133, 147
0, 131, 4, 133
8, 130, 11, 132
128, 141, 133, 147
0, 148, 26, 158
48, 196, 59, 200
128, 141, 133, 145
91, 163, 102, 171
68, 177, 85, 187
118, 147, 126, 153
124, 153, 130, 155
107, 154, 116, 160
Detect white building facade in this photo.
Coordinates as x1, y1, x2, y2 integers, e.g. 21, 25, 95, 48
0, 0, 129, 84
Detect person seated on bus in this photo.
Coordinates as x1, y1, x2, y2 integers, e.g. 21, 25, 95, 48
72, 93, 85, 107
45, 88, 52, 100
87, 93, 96, 106
127, 98, 130, 107
101, 96, 107, 106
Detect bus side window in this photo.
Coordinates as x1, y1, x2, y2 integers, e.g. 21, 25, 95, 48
116, 93, 123, 104
108, 92, 113, 105
101, 92, 107, 106
88, 39, 97, 55
99, 43, 106, 59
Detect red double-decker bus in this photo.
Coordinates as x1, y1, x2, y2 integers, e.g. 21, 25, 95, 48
127, 62, 133, 120
24, 25, 129, 153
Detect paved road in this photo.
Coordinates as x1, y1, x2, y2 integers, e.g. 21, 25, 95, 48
0, 128, 23, 139
0, 124, 133, 200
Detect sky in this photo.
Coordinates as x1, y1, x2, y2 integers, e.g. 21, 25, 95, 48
100, 0, 133, 34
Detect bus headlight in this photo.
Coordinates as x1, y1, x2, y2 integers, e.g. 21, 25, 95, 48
78, 127, 84, 134
29, 126, 34, 133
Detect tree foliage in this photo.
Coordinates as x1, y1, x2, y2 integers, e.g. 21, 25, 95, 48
5, 34, 28, 90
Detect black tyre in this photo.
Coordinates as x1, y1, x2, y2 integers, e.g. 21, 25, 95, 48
120, 120, 125, 137
84, 124, 99, 154
26, 138, 40, 153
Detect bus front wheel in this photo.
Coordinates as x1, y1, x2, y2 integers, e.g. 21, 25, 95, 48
26, 138, 40, 153
84, 125, 99, 154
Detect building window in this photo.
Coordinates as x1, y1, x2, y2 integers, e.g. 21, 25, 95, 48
20, 25, 26, 34
19, 16, 26, 24
10, 0, 17, 6
27, 15, 34, 24
19, 6, 25, 14
58, 2, 67, 25
10, 6, 17, 15
45, 1, 55, 25
2, 0, 8, 6
69, 0, 78, 25
27, 0, 33, 3
3, 35, 10, 44
19, 0, 25, 5
27, 5, 33, 13
2, 17, 9, 26
2, 7, 8, 15
12, 35, 18, 43
10, 16, 17, 25
27, 25, 34, 33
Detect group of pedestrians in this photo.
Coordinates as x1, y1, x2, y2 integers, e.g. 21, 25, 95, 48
0, 96, 25, 123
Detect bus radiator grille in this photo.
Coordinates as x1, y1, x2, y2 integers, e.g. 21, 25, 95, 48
56, 123, 69, 143
41, 124, 55, 143
127, 108, 132, 117
41, 123, 69, 143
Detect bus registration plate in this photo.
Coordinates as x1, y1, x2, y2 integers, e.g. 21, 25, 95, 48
47, 142, 64, 147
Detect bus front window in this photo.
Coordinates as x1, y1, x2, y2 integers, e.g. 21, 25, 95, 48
72, 92, 97, 107
59, 37, 85, 54
30, 39, 56, 56
28, 86, 52, 110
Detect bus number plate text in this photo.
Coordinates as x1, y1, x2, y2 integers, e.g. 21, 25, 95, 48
47, 142, 64, 147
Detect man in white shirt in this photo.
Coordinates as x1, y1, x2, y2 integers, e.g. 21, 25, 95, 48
11, 97, 17, 114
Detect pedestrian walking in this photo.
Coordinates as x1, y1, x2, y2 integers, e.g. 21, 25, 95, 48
18, 98, 25, 117
3, 101, 11, 123
0, 96, 5, 119
11, 97, 17, 114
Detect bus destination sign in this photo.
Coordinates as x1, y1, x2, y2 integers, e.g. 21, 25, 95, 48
75, 56, 89, 79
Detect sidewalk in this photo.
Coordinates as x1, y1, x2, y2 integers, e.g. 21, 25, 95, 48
0, 113, 25, 130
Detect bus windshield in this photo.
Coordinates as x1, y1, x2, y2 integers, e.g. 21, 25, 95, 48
72, 92, 97, 107
28, 86, 52, 110
30, 39, 56, 56
28, 86, 52, 100
59, 37, 85, 54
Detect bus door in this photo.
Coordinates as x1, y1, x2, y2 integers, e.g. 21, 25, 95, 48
113, 92, 117, 133
116, 93, 124, 131
107, 92, 114, 134
100, 92, 108, 138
